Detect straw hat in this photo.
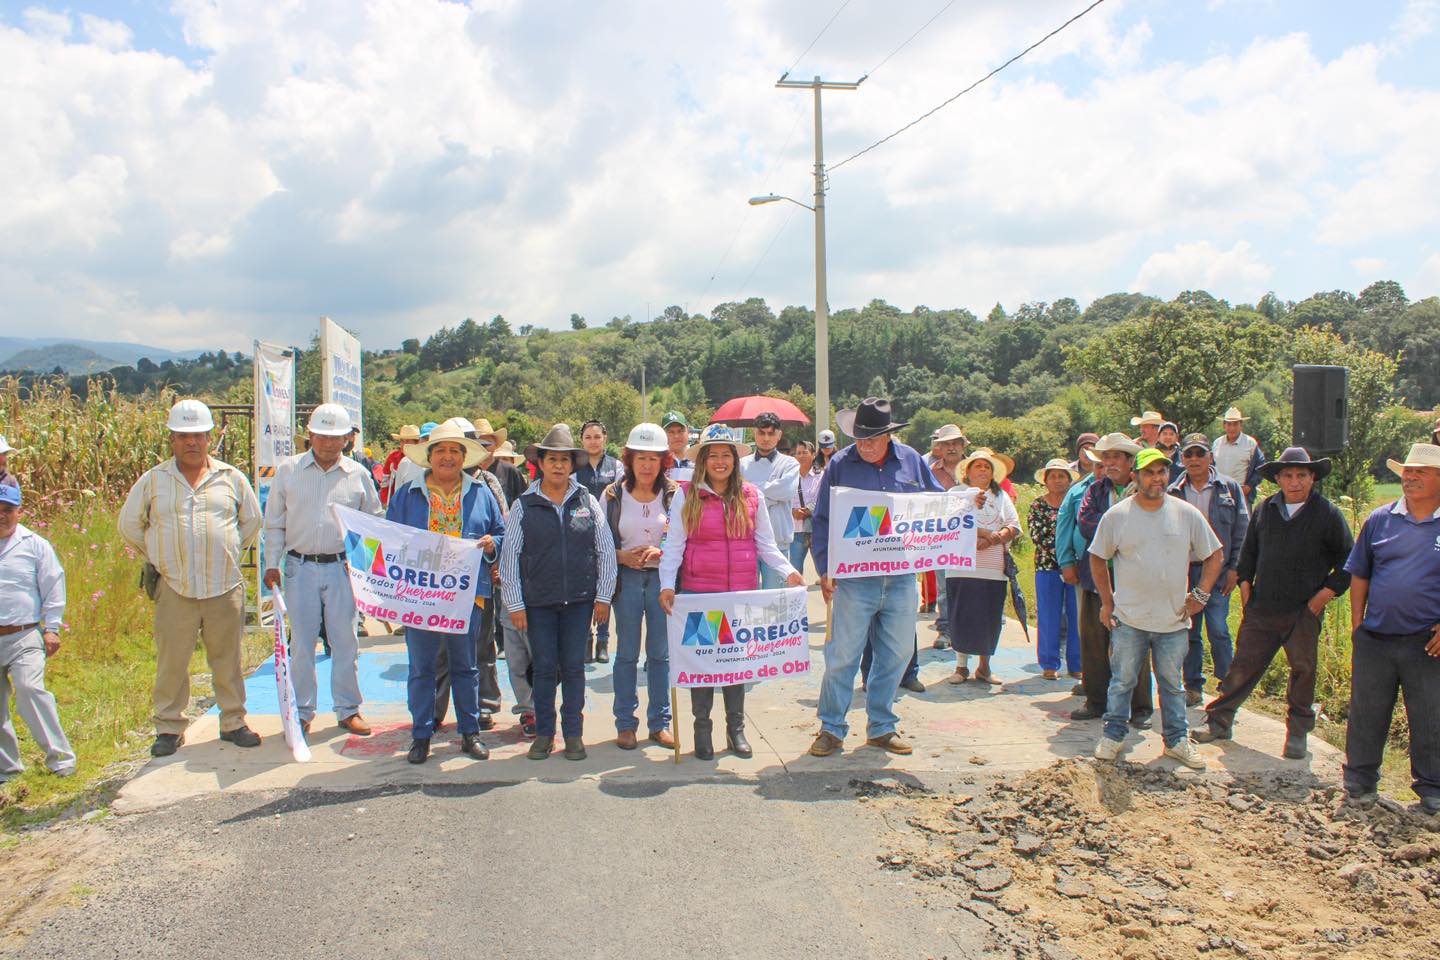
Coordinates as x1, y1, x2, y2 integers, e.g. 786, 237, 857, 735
525, 424, 584, 466
391, 424, 421, 442
470, 417, 508, 446
957, 447, 1010, 484
404, 422, 487, 468
1034, 458, 1080, 484
931, 423, 966, 444
1222, 406, 1248, 422
1129, 410, 1164, 427
1387, 442, 1440, 478
493, 440, 524, 462
686, 423, 752, 461
1083, 432, 1142, 462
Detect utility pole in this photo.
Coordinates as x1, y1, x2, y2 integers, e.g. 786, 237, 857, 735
775, 73, 862, 439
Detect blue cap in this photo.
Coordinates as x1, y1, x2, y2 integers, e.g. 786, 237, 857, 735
0, 483, 19, 507
420, 421, 439, 438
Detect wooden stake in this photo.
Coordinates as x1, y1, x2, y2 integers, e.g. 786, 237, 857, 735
824, 596, 834, 645
671, 687, 681, 763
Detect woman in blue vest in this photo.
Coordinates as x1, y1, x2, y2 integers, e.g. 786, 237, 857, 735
499, 424, 617, 761
385, 422, 506, 765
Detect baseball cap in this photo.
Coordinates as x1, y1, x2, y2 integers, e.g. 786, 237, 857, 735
1135, 448, 1173, 472
754, 411, 782, 430
661, 411, 689, 429
817, 429, 836, 447
0, 483, 19, 507
1180, 432, 1210, 453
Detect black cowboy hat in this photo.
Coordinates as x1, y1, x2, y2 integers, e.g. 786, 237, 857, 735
1258, 446, 1332, 482
835, 397, 908, 440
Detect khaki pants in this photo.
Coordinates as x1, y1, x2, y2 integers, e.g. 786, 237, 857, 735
153, 580, 247, 735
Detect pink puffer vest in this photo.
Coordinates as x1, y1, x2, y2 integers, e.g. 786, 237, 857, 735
679, 484, 761, 592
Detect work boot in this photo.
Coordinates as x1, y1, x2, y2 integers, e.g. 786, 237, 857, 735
693, 719, 714, 761
219, 726, 262, 748
1129, 710, 1154, 730
596, 642, 609, 664
1192, 719, 1233, 743
1069, 703, 1104, 721
563, 736, 587, 761
407, 739, 431, 764
1185, 689, 1203, 707
528, 736, 554, 760
460, 733, 489, 760
725, 714, 752, 758
1282, 729, 1308, 759
150, 733, 183, 757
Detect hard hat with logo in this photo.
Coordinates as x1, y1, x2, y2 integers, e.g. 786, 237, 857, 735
624, 422, 669, 453
167, 399, 215, 433
307, 403, 353, 437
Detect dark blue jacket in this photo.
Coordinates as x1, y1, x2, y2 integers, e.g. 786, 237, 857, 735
499, 479, 617, 610
575, 454, 623, 501
385, 472, 505, 599
1167, 467, 1250, 573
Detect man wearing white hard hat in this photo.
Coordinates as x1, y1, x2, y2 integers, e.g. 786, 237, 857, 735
119, 399, 263, 757
262, 404, 382, 738
0, 435, 18, 492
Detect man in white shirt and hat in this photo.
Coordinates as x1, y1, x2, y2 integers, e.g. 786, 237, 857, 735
740, 411, 800, 589
264, 404, 382, 737
1211, 406, 1264, 506
0, 434, 18, 491
1130, 411, 1164, 449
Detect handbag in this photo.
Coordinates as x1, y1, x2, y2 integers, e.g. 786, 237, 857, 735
139, 561, 160, 601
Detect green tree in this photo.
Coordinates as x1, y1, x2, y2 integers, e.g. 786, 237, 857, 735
1067, 301, 1281, 431
570, 313, 587, 330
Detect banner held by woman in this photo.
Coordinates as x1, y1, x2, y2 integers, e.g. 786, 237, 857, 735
667, 587, 809, 687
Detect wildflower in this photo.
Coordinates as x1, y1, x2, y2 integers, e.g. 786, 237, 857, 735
91, 590, 105, 602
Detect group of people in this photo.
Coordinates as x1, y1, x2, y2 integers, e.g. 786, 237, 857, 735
0, 394, 1436, 818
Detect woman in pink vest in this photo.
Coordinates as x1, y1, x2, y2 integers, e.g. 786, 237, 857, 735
659, 424, 803, 760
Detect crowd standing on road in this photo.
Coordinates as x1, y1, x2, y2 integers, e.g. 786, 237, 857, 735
3, 390, 1438, 820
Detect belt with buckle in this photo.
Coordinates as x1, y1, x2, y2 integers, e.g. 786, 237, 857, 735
288, 550, 343, 564
0, 622, 39, 637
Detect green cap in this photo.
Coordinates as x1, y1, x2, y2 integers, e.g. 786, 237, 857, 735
1135, 448, 1173, 472
661, 411, 689, 429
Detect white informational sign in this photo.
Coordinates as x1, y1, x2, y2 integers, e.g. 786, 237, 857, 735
271, 593, 312, 763
826, 486, 991, 580
319, 315, 363, 450
666, 587, 810, 688
332, 504, 483, 634
253, 340, 295, 621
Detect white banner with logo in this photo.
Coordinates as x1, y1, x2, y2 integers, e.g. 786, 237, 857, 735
319, 315, 363, 449
826, 486, 994, 580
253, 340, 295, 620
272, 592, 311, 763
332, 504, 481, 634
666, 587, 810, 688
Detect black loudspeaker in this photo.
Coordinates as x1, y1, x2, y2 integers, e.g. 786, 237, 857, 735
1293, 364, 1348, 453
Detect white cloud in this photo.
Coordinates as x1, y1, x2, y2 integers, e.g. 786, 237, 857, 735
1351, 256, 1386, 276
0, 1, 1437, 351
1132, 241, 1273, 300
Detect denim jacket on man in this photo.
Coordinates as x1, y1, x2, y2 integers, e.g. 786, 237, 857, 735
1167, 467, 1249, 573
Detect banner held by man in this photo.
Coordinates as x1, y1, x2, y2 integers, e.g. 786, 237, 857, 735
827, 486, 988, 580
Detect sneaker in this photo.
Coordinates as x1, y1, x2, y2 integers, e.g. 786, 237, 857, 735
219, 726, 262, 748
1163, 739, 1206, 769
150, 733, 184, 757
1185, 689, 1203, 707
519, 713, 537, 738
1093, 737, 1124, 761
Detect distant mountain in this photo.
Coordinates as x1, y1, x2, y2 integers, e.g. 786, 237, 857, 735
0, 337, 204, 374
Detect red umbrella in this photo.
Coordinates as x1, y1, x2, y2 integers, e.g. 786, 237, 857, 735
710, 395, 811, 427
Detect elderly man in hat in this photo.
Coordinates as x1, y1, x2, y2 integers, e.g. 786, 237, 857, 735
0, 483, 76, 781
1069, 433, 1099, 474
0, 435, 18, 492
1341, 443, 1440, 814
119, 400, 263, 756
1057, 433, 1107, 692
1168, 433, 1249, 706
1130, 411, 1164, 449
1212, 407, 1265, 506
1070, 433, 1155, 727
1090, 448, 1223, 768
263, 404, 382, 737
1196, 447, 1352, 758
741, 411, 801, 590
809, 398, 946, 758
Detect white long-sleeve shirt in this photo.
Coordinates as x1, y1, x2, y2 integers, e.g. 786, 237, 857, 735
0, 524, 65, 631
263, 450, 381, 564
658, 482, 797, 591
740, 450, 800, 546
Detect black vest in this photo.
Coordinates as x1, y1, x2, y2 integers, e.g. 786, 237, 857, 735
518, 485, 600, 608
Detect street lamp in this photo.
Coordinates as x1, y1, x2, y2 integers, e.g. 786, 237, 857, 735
748, 188, 830, 437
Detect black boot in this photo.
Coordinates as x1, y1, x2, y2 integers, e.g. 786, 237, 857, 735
694, 720, 715, 760
691, 687, 716, 760
596, 641, 609, 664
722, 684, 751, 758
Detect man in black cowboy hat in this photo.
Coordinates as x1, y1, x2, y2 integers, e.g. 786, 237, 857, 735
1196, 447, 1352, 759
808, 398, 945, 758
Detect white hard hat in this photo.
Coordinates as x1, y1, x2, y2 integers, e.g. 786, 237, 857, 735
307, 403, 352, 437
0, 435, 14, 455
442, 416, 478, 437
624, 422, 669, 453
167, 399, 215, 433
818, 429, 836, 446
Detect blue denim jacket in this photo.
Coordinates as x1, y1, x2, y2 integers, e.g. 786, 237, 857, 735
811, 439, 944, 576
1167, 467, 1249, 573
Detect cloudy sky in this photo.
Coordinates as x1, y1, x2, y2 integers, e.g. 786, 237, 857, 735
3, 0, 1438, 352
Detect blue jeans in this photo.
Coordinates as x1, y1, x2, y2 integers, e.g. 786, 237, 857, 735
934, 570, 949, 634
1035, 570, 1080, 673
1103, 621, 1189, 747
528, 602, 592, 738
282, 555, 362, 723
405, 626, 479, 739
860, 624, 919, 686
1185, 566, 1233, 691
818, 575, 919, 739
788, 534, 811, 576
612, 567, 671, 733
759, 555, 789, 590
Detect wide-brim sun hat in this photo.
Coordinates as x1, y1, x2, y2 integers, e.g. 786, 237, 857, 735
932, 423, 966, 444
405, 422, 487, 469
1130, 410, 1164, 427
1258, 446, 1332, 482
1223, 406, 1248, 422
1386, 442, 1440, 479
686, 423, 752, 461
835, 397, 908, 439
958, 447, 1010, 484
493, 440, 524, 462
525, 423, 585, 466
1085, 432, 1143, 462
470, 417, 508, 447
624, 422, 669, 453
1034, 458, 1080, 484
391, 424, 421, 441
0, 435, 15, 456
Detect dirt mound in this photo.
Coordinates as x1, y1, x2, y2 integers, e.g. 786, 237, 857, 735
873, 759, 1439, 960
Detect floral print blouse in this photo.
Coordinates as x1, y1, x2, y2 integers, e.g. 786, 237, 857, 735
1027, 497, 1062, 572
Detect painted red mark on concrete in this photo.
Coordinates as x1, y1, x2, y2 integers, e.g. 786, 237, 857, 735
339, 720, 529, 757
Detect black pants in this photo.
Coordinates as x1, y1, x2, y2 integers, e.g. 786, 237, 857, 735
1206, 605, 1319, 732
1343, 626, 1440, 801
1080, 589, 1152, 713
436, 601, 501, 723
690, 685, 745, 726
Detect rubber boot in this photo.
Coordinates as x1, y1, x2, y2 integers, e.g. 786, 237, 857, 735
691, 687, 716, 760
722, 684, 751, 758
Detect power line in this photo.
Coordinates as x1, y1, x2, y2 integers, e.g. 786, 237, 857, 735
830, 0, 1108, 172
864, 0, 959, 80
781, 0, 855, 80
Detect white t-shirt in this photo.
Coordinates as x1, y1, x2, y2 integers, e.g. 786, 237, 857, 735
1088, 494, 1221, 634
617, 486, 668, 566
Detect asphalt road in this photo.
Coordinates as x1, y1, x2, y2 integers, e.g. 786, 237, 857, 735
17, 771, 993, 960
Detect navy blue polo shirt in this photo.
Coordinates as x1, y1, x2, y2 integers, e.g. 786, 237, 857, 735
1345, 498, 1440, 635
